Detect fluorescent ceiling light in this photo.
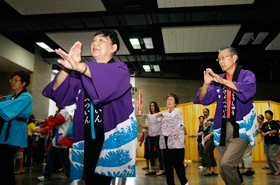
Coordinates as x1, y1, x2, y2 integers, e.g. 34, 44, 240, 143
252, 32, 269, 45
143, 65, 151, 72
153, 65, 160, 72
129, 38, 141, 49
143, 37, 154, 49
239, 33, 254, 45
36, 42, 54, 52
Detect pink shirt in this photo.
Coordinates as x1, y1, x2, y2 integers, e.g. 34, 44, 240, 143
159, 107, 185, 149
146, 113, 162, 136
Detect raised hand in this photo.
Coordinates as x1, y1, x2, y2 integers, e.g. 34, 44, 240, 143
206, 68, 224, 84
55, 41, 82, 71
203, 68, 214, 84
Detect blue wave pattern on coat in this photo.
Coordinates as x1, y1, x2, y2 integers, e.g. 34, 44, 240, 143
214, 128, 221, 146
102, 116, 137, 149
70, 141, 85, 180
95, 116, 137, 177
237, 107, 257, 146
213, 107, 257, 146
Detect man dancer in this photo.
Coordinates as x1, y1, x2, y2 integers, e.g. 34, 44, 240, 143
193, 47, 257, 185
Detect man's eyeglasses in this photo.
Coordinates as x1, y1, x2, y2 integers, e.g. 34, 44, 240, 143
9, 79, 21, 83
216, 55, 231, 63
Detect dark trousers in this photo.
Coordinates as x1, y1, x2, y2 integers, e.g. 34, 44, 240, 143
0, 144, 19, 185
33, 137, 45, 164
43, 145, 70, 180
37, 138, 45, 163
24, 136, 33, 165
203, 139, 217, 167
163, 148, 188, 185
85, 174, 112, 185
148, 136, 164, 170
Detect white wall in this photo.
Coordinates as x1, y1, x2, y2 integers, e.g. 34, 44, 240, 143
0, 34, 34, 72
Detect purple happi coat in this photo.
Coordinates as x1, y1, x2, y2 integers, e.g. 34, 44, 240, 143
193, 68, 257, 147
42, 61, 137, 179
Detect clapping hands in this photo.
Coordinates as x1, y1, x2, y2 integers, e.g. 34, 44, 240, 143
55, 41, 82, 71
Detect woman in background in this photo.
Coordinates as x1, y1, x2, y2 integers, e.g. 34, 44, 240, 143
24, 114, 40, 166
137, 101, 165, 176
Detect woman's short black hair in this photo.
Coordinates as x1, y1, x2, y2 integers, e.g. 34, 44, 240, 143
265, 110, 273, 117
94, 29, 120, 55
11, 70, 30, 88
199, 116, 205, 120
149, 101, 160, 114
27, 114, 35, 124
166, 93, 179, 105
203, 108, 209, 113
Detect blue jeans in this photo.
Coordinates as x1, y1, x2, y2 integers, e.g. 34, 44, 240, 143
43, 145, 70, 180
198, 142, 205, 166
148, 135, 164, 170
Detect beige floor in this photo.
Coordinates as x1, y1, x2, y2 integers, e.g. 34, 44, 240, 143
15, 159, 280, 185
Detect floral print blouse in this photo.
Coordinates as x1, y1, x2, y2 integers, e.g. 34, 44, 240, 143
159, 107, 185, 149
146, 113, 162, 137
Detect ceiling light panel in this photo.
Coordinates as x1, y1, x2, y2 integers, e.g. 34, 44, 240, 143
143, 38, 154, 49
162, 25, 240, 53
5, 0, 106, 15
266, 33, 280, 51
153, 65, 160, 72
36, 42, 54, 52
130, 38, 141, 49
252, 32, 269, 45
143, 65, 151, 72
157, 0, 255, 8
46, 30, 130, 56
239, 32, 254, 45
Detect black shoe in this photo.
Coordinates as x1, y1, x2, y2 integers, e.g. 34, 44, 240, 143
242, 170, 255, 176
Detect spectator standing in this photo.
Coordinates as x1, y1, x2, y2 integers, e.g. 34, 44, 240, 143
260, 110, 280, 175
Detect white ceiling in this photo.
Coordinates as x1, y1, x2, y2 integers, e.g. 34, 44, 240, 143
1, 0, 279, 78
46, 30, 130, 56
4, 0, 105, 15
162, 25, 241, 53
157, 0, 255, 8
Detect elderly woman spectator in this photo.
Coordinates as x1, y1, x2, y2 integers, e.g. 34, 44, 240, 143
0, 70, 33, 185
42, 29, 136, 185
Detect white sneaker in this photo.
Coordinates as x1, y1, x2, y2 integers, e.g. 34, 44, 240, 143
37, 176, 48, 182
198, 166, 204, 169
185, 182, 189, 185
